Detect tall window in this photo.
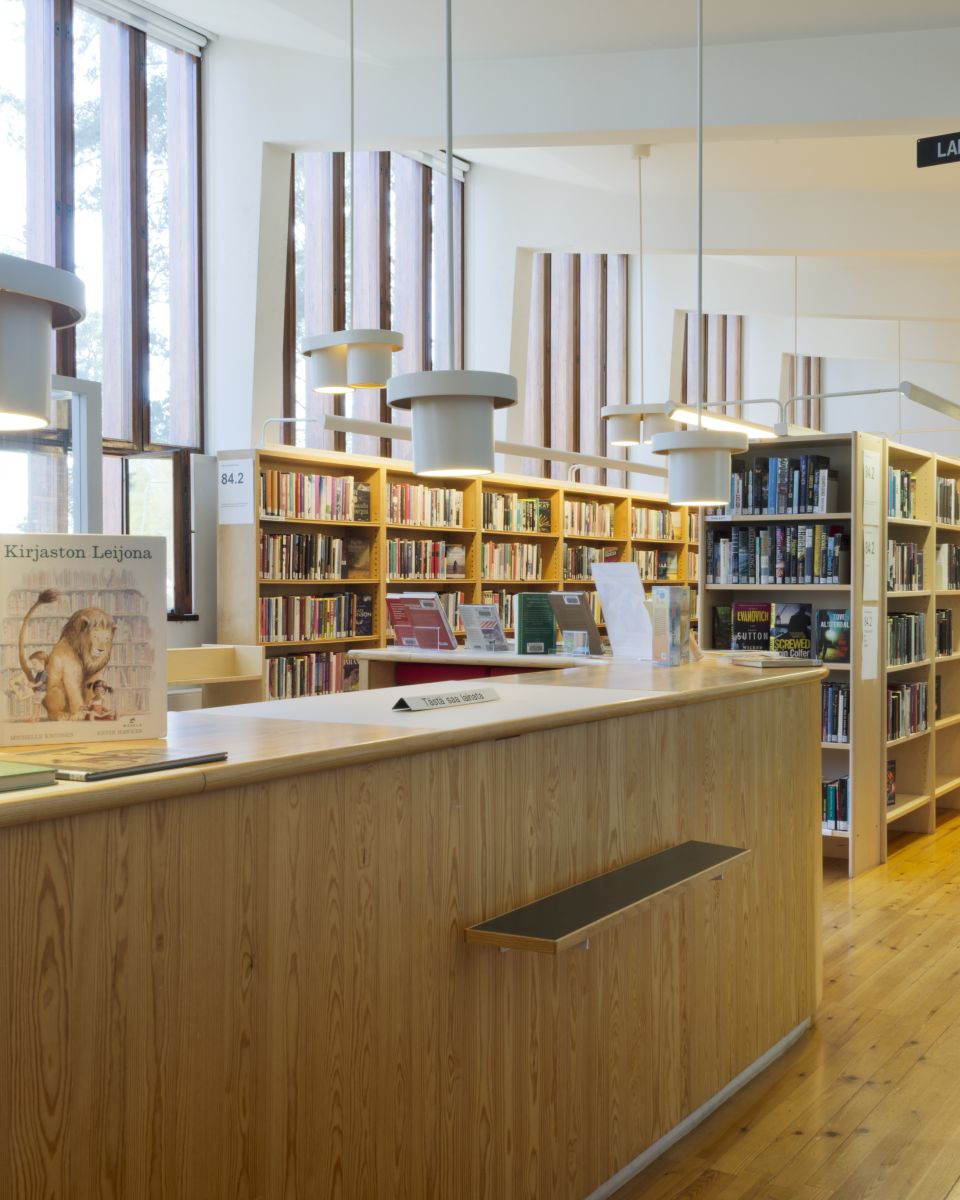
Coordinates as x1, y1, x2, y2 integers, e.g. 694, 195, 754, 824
524, 251, 628, 486
285, 151, 464, 458
0, 0, 203, 615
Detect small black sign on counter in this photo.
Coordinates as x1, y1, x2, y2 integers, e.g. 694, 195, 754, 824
393, 687, 499, 712
917, 132, 960, 168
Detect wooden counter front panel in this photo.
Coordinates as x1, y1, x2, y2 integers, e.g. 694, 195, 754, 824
0, 683, 821, 1199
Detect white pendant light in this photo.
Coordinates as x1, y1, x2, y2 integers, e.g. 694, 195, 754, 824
387, 0, 517, 476
0, 254, 85, 430
301, 0, 402, 393
651, 0, 746, 504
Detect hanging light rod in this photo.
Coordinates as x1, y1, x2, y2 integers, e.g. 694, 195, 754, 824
259, 415, 668, 478
649, 0, 748, 505
301, 0, 402, 393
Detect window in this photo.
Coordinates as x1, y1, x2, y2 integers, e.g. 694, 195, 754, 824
0, 0, 203, 616
523, 251, 628, 486
285, 151, 464, 458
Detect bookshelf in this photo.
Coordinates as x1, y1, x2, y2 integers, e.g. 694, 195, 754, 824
218, 448, 691, 696
699, 432, 884, 877
934, 453, 960, 812
883, 443, 935, 838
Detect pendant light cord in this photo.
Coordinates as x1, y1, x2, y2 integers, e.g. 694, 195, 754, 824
445, 0, 455, 371
638, 154, 645, 406
695, 0, 704, 424
349, 0, 355, 332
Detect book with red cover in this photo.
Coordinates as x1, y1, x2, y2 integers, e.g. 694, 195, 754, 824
386, 594, 457, 650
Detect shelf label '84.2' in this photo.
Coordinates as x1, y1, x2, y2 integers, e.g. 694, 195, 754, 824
218, 458, 254, 525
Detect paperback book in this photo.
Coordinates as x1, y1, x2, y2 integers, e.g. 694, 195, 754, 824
1, 534, 167, 747
816, 609, 851, 663
385, 594, 457, 650
769, 603, 813, 659
732, 602, 772, 652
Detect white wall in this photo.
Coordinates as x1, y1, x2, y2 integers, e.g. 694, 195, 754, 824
200, 25, 960, 456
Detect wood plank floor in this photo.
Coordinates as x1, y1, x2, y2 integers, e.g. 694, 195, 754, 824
612, 810, 960, 1200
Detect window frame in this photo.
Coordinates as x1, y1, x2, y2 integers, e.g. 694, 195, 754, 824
54, 1, 204, 617
283, 150, 465, 455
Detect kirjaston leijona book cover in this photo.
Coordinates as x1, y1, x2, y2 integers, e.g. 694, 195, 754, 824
0, 535, 167, 746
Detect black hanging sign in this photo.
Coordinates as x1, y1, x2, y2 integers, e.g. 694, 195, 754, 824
917, 132, 960, 168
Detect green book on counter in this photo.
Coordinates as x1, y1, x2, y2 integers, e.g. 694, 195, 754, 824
513, 593, 557, 655
0, 760, 57, 792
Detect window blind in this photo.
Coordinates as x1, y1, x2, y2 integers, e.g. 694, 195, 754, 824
78, 0, 210, 55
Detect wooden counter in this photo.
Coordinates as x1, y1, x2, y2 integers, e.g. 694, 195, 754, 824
0, 659, 825, 1198
350, 644, 607, 689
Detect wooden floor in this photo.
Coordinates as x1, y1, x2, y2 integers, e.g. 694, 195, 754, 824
613, 810, 960, 1200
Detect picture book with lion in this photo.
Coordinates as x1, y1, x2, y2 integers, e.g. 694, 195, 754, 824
1, 535, 167, 746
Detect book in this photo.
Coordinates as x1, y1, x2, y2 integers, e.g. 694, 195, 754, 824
0, 759, 57, 791
444, 544, 467, 578
0, 533, 168, 746
460, 604, 509, 653
547, 592, 603, 657
385, 594, 457, 650
705, 650, 821, 669
770, 603, 813, 659
343, 536, 371, 579
712, 605, 732, 650
513, 593, 557, 655
650, 586, 690, 667
886, 760, 897, 807
817, 609, 851, 663
353, 482, 371, 522
2, 746, 227, 782
732, 602, 771, 652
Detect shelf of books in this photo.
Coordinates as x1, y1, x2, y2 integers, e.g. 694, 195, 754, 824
218, 447, 692, 698
933, 453, 960, 813
699, 432, 884, 876
883, 443, 936, 839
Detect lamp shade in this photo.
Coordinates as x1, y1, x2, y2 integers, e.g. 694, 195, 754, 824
387, 369, 518, 476
302, 328, 404, 393
0, 254, 85, 430
650, 428, 748, 506
600, 404, 642, 446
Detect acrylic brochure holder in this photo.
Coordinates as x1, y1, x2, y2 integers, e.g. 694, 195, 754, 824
590, 562, 652, 661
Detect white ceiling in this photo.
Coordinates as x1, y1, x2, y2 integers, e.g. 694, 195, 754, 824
167, 0, 960, 60
466, 136, 960, 197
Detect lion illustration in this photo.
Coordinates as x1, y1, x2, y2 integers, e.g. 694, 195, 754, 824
18, 589, 116, 721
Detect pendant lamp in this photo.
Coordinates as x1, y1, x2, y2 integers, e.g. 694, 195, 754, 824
301, 0, 402, 393
0, 254, 85, 430
651, 0, 746, 504
387, 0, 517, 476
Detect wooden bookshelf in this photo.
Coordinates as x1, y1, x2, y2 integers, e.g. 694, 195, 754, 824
218, 448, 692, 699
698, 432, 884, 876
933, 453, 960, 813
883, 443, 936, 840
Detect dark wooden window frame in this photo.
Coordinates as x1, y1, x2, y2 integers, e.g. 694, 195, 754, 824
46, 1, 205, 617
282, 151, 465, 455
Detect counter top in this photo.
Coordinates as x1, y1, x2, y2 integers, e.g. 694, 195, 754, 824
351, 645, 607, 668
0, 657, 825, 828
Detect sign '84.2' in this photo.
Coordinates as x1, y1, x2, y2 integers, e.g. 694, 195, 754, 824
917, 132, 960, 168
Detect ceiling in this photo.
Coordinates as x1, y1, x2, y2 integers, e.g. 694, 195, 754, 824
166, 0, 960, 60
465, 136, 960, 196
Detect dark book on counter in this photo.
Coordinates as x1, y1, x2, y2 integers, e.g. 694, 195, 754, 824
770, 603, 813, 658
513, 593, 557, 655
816, 609, 851, 663
712, 605, 732, 650
6, 746, 227, 782
0, 760, 58, 792
732, 601, 771, 652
